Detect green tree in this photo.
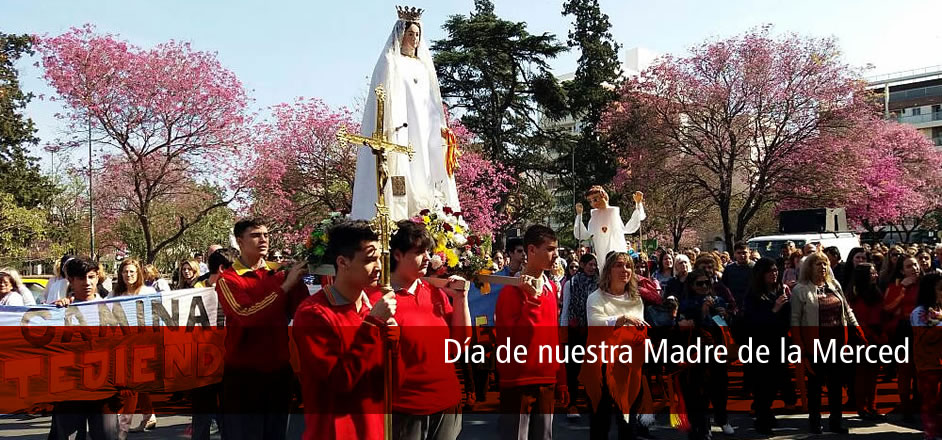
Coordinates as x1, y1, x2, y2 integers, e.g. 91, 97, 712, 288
0, 33, 55, 208
433, 0, 568, 227
0, 192, 47, 261
555, 0, 622, 207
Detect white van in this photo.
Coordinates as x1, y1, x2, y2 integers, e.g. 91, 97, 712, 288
748, 232, 860, 260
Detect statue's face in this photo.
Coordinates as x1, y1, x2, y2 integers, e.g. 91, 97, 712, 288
401, 23, 420, 55
587, 192, 607, 210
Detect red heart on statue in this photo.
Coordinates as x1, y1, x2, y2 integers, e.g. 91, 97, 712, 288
601, 226, 608, 233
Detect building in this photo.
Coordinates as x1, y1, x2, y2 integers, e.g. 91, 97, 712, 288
541, 47, 658, 135
867, 65, 942, 147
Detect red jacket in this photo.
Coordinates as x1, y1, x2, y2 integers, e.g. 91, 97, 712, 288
495, 275, 567, 389
293, 288, 385, 440
215, 259, 308, 372
367, 279, 464, 414
884, 281, 919, 335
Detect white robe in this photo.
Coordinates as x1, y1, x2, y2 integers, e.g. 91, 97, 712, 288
351, 20, 460, 221
574, 203, 646, 261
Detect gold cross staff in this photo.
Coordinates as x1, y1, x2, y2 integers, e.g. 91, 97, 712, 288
337, 85, 413, 440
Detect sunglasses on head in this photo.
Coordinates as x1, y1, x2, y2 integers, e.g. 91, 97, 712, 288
695, 280, 711, 287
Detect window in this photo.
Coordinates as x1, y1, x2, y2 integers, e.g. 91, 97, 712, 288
912, 107, 922, 116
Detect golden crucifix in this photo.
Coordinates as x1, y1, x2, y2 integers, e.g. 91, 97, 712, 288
337, 84, 412, 440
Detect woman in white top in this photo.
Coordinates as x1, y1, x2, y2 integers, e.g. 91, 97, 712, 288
109, 259, 157, 298
581, 251, 650, 440
0, 272, 25, 306
42, 255, 74, 304
0, 267, 36, 305
109, 258, 158, 433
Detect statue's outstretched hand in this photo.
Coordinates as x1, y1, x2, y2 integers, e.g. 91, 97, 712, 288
633, 191, 644, 203
575, 203, 584, 215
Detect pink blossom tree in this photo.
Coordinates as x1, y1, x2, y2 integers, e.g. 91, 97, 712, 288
455, 149, 515, 235
602, 26, 875, 247
36, 25, 250, 262
789, 119, 942, 238
244, 97, 358, 246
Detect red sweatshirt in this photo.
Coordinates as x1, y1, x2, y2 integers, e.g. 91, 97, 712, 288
367, 279, 464, 414
495, 275, 567, 389
215, 259, 309, 372
293, 288, 385, 440
884, 281, 919, 335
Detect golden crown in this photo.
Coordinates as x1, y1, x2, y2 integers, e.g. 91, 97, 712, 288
396, 5, 423, 22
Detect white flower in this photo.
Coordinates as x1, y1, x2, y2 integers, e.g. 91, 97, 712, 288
453, 233, 467, 246
430, 254, 443, 270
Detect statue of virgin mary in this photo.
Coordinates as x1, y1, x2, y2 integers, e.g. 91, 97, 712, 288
351, 6, 461, 221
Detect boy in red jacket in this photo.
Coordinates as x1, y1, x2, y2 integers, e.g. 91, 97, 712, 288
495, 225, 569, 440
215, 218, 309, 440
292, 220, 399, 440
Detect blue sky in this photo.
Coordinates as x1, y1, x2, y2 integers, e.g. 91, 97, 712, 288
4, 0, 941, 169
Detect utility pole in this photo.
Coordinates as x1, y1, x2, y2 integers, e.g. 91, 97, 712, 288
88, 116, 95, 259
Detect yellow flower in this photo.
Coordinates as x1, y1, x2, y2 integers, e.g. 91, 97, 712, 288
422, 215, 431, 224
435, 237, 447, 253
454, 225, 464, 234
445, 248, 459, 268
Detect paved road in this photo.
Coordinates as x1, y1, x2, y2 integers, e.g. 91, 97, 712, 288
0, 411, 925, 439
2, 363, 926, 439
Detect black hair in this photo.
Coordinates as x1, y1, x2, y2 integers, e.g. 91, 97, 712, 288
58, 254, 75, 278
851, 263, 881, 305
916, 272, 942, 309
65, 257, 99, 279
505, 237, 524, 254
523, 225, 556, 251
579, 252, 597, 266
892, 253, 920, 284
747, 257, 779, 300
733, 242, 749, 252
390, 220, 433, 272
658, 251, 672, 270
324, 221, 380, 270
684, 268, 712, 300
233, 218, 266, 238
208, 248, 235, 274
824, 246, 841, 259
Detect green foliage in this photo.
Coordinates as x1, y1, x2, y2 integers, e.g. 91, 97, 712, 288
555, 0, 622, 203
0, 32, 55, 208
432, 0, 568, 230
113, 184, 234, 270
0, 191, 47, 260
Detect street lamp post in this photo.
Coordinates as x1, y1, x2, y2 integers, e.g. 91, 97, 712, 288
88, 117, 95, 259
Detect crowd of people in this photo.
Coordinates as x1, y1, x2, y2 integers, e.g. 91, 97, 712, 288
0, 247, 239, 439
2, 215, 941, 440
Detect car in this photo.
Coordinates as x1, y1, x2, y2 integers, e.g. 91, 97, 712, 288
21, 276, 51, 305
749, 232, 860, 261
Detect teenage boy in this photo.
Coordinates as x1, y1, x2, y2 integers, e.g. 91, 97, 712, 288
215, 218, 309, 440
292, 221, 398, 440
495, 225, 568, 440
48, 257, 120, 440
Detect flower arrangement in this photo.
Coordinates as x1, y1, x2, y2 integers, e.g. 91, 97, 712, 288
303, 212, 346, 274
416, 206, 492, 281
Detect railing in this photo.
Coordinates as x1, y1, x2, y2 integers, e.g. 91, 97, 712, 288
897, 111, 942, 124
888, 85, 942, 103
867, 65, 942, 83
